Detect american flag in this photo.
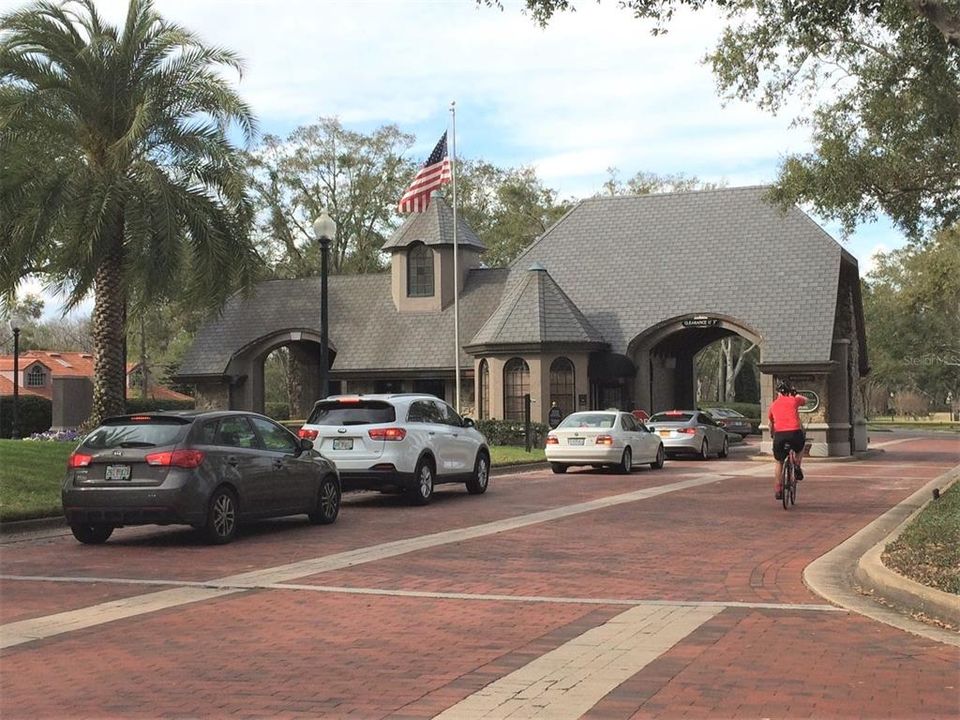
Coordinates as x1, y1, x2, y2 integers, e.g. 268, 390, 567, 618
397, 132, 452, 213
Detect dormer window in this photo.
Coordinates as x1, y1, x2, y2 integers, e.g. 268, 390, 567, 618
407, 243, 434, 297
26, 365, 46, 387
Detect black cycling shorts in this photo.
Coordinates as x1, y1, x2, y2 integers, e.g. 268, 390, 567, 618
773, 430, 805, 462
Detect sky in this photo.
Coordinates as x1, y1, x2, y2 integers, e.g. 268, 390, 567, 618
5, 0, 904, 319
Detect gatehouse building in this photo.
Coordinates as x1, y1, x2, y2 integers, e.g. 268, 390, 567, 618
177, 186, 869, 456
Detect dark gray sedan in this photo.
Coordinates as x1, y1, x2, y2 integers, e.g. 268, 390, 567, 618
62, 411, 340, 544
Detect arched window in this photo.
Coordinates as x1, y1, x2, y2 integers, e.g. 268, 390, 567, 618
407, 243, 434, 297
549, 357, 575, 417
26, 365, 46, 387
478, 360, 489, 419
503, 358, 529, 422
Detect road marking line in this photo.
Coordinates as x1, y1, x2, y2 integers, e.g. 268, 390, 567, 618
0, 575, 844, 612
432, 604, 721, 720
0, 586, 239, 650
0, 474, 726, 649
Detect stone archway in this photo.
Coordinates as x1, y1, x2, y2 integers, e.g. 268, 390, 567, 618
221, 329, 336, 415
627, 314, 763, 413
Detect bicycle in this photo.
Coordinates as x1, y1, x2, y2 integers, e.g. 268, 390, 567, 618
781, 442, 798, 509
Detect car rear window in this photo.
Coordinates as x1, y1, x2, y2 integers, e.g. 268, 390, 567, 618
650, 412, 694, 423
83, 417, 191, 449
557, 413, 616, 429
307, 400, 396, 426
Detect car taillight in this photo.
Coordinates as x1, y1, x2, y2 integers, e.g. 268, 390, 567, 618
595, 435, 614, 445
368, 427, 406, 441
67, 453, 93, 468
145, 450, 205, 468
298, 428, 319, 440
678, 428, 697, 435
545, 435, 559, 445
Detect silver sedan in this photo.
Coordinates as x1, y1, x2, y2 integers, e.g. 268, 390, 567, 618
647, 410, 730, 460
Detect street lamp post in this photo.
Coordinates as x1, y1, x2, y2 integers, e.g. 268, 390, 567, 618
313, 210, 337, 400
11, 326, 21, 440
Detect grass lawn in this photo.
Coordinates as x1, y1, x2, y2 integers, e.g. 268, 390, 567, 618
883, 480, 960, 595
0, 439, 74, 522
490, 445, 546, 466
0, 439, 543, 522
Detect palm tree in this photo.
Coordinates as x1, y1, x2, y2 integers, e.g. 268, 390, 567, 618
0, 0, 259, 424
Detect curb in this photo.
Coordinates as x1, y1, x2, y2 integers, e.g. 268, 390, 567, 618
854, 470, 960, 629
491, 461, 547, 476
0, 515, 67, 535
804, 465, 960, 646
747, 448, 885, 463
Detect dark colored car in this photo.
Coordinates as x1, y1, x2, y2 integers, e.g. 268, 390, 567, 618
62, 411, 341, 545
702, 408, 754, 438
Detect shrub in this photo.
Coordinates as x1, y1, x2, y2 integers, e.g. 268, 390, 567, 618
265, 402, 290, 421
124, 398, 195, 414
0, 395, 52, 438
476, 418, 548, 447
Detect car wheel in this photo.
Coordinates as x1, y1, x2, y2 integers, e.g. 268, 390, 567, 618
70, 524, 113, 545
204, 486, 239, 544
466, 451, 490, 495
551, 462, 568, 474
699, 440, 709, 461
650, 444, 665, 470
309, 475, 340, 524
719, 436, 729, 458
618, 447, 632, 474
408, 457, 434, 505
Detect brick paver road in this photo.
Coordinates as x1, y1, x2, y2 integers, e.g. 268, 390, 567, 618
1, 432, 958, 719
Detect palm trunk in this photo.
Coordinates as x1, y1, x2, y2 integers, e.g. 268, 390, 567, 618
91, 246, 127, 425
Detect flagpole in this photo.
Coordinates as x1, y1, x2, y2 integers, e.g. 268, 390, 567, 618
450, 100, 461, 414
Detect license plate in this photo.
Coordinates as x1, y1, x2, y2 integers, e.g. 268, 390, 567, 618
658, 430, 671, 437
568, 437, 584, 446
105, 464, 131, 481
332, 438, 353, 451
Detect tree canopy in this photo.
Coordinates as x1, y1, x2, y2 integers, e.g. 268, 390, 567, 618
483, 0, 960, 240
0, 0, 260, 421
863, 224, 960, 405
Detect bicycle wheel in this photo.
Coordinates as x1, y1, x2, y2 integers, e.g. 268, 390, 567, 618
789, 460, 797, 506
782, 461, 792, 510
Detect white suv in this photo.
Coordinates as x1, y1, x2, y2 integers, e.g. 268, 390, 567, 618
298, 394, 490, 505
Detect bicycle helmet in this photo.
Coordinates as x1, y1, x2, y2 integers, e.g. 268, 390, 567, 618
776, 381, 794, 395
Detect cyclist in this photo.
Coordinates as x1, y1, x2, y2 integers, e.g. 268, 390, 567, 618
768, 381, 808, 500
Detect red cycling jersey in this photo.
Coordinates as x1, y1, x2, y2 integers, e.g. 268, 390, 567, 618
768, 394, 807, 432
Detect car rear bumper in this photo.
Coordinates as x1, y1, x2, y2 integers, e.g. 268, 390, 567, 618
62, 485, 205, 527
659, 436, 703, 454
337, 467, 416, 492
545, 446, 622, 465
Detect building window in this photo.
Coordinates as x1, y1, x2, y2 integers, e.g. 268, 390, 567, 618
503, 358, 529, 422
26, 365, 46, 387
407, 243, 434, 297
550, 357, 575, 418
479, 360, 489, 419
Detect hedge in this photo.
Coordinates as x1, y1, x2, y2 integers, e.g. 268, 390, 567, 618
124, 398, 195, 414
0, 395, 53, 438
265, 402, 291, 421
476, 418, 548, 447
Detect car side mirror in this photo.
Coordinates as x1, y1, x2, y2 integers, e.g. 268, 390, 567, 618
462, 417, 476, 428
298, 438, 314, 453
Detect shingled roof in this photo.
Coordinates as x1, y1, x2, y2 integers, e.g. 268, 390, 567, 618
178, 268, 510, 378
510, 186, 855, 365
467, 263, 606, 350
381, 195, 485, 252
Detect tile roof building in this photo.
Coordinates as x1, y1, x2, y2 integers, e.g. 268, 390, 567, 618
178, 187, 869, 456
1, 351, 192, 430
